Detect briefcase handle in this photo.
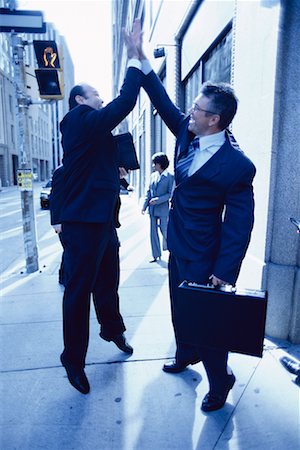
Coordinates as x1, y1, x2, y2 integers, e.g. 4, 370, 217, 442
187, 281, 237, 293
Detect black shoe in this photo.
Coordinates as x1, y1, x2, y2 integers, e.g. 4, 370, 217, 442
201, 373, 236, 412
103, 334, 133, 354
149, 257, 160, 263
60, 354, 90, 394
162, 358, 201, 374
280, 356, 300, 376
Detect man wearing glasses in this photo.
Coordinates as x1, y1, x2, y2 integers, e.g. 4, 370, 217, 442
136, 38, 256, 411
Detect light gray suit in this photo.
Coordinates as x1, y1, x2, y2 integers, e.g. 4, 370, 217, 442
143, 171, 174, 259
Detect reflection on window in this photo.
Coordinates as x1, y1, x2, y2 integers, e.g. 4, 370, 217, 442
153, 68, 166, 153
203, 30, 232, 84
184, 28, 232, 113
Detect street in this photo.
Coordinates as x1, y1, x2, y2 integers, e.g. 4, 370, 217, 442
0, 182, 55, 276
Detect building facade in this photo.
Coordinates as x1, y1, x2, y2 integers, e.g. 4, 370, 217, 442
112, 0, 300, 343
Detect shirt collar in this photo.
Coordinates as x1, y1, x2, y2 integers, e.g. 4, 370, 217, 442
198, 130, 225, 151
160, 169, 168, 177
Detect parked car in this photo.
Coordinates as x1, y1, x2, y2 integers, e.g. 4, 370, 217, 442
40, 179, 52, 209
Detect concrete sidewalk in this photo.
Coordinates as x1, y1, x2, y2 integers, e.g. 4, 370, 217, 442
1, 195, 299, 449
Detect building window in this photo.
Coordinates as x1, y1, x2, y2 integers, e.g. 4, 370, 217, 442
9, 95, 13, 116
185, 64, 202, 113
203, 29, 232, 84
153, 67, 166, 154
11, 125, 15, 145
184, 28, 232, 112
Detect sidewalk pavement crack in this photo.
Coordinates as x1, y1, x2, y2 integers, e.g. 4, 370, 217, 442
0, 356, 173, 374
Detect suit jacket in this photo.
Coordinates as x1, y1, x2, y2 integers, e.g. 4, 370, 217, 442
60, 67, 142, 224
143, 171, 174, 217
50, 165, 128, 228
142, 71, 256, 284
50, 165, 64, 225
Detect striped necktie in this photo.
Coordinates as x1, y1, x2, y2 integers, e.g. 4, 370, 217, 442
176, 137, 199, 183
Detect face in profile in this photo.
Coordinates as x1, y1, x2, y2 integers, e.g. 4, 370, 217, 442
188, 94, 219, 136
80, 85, 104, 110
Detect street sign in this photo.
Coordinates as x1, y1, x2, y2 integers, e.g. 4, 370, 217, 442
0, 8, 46, 33
17, 168, 33, 191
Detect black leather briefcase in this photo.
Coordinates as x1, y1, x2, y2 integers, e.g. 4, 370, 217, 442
177, 282, 268, 357
114, 132, 140, 170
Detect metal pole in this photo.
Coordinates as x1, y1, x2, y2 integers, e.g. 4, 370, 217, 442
12, 33, 39, 273
56, 100, 60, 166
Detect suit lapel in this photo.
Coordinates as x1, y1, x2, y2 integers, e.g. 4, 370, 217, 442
177, 137, 231, 185
193, 138, 230, 180
176, 119, 195, 161
152, 172, 160, 195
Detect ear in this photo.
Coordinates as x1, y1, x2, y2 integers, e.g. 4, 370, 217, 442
208, 114, 221, 128
75, 94, 85, 105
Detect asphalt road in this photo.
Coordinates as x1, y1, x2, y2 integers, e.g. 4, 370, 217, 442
0, 182, 52, 274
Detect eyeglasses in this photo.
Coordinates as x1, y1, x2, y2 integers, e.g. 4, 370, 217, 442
191, 103, 218, 115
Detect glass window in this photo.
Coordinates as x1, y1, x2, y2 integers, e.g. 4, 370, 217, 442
11, 125, 15, 145
9, 95, 13, 115
184, 28, 232, 112
185, 63, 201, 112
203, 30, 232, 83
153, 68, 166, 153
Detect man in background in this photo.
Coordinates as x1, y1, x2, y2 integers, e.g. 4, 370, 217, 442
142, 152, 174, 262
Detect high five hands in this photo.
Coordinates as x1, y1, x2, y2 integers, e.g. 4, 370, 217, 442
123, 19, 146, 60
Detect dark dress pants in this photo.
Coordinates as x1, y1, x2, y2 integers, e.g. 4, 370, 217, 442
58, 232, 66, 285
169, 253, 229, 395
61, 221, 125, 368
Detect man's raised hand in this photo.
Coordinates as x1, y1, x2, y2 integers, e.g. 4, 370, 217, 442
123, 19, 142, 59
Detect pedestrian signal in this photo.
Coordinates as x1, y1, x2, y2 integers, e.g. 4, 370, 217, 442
33, 40, 61, 69
35, 69, 63, 98
33, 40, 64, 99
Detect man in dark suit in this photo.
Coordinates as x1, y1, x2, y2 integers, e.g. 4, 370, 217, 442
59, 22, 143, 394
49, 165, 66, 285
136, 41, 256, 411
50, 168, 132, 285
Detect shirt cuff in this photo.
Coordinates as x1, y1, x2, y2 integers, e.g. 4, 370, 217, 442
127, 58, 142, 70
141, 59, 152, 75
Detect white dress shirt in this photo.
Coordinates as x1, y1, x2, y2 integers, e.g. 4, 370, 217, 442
128, 58, 142, 70
188, 131, 225, 177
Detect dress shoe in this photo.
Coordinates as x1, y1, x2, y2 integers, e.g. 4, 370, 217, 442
60, 354, 90, 394
162, 358, 201, 373
149, 257, 160, 263
112, 334, 133, 354
201, 373, 236, 412
280, 356, 300, 376
101, 333, 133, 354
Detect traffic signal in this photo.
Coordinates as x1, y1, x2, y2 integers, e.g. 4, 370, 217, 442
33, 40, 64, 100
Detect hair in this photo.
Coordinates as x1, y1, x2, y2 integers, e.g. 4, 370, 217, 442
152, 152, 169, 171
200, 82, 238, 130
68, 84, 86, 110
